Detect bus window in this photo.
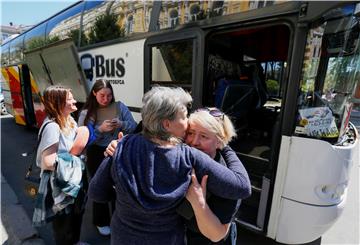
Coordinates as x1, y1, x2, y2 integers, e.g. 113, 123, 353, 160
45, 2, 84, 47
157, 1, 284, 30
262, 61, 286, 98
9, 35, 25, 64
1, 42, 10, 66
23, 22, 47, 51
81, 1, 154, 47
81, 1, 113, 46
295, 4, 360, 142
150, 40, 193, 87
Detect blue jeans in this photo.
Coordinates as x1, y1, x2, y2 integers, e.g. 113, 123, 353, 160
228, 222, 237, 245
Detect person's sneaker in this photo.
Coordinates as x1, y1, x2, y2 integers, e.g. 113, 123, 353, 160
97, 226, 111, 236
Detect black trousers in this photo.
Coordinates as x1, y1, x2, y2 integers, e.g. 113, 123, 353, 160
86, 144, 114, 227
51, 177, 87, 245
52, 207, 83, 245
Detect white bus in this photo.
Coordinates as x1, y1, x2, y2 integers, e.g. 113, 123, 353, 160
1, 1, 359, 244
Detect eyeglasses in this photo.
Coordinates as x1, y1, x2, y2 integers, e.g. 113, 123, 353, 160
195, 107, 224, 120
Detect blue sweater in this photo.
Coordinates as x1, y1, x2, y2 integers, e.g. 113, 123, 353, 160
88, 134, 251, 245
78, 101, 137, 147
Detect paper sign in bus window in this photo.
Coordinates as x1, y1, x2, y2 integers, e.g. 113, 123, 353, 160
299, 107, 339, 138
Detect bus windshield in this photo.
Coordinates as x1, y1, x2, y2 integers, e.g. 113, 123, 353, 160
295, 3, 360, 143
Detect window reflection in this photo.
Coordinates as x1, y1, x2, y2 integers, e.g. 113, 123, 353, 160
1, 42, 10, 66
9, 36, 24, 64
24, 22, 47, 51
80, 1, 153, 47
46, 2, 83, 46
158, 0, 284, 30
262, 61, 285, 98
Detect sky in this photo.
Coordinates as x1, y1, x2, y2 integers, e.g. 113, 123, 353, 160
1, 1, 78, 27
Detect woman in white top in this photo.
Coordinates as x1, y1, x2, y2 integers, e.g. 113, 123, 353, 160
36, 85, 88, 245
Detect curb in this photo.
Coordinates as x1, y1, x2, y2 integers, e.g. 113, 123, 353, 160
1, 174, 45, 245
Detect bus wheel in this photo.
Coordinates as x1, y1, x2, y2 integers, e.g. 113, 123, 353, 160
0, 101, 7, 115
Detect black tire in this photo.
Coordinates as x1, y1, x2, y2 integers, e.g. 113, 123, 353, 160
0, 101, 7, 115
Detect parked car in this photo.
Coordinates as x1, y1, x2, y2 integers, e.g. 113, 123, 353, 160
0, 93, 7, 115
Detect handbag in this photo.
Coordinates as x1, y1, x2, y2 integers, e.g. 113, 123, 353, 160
24, 121, 52, 198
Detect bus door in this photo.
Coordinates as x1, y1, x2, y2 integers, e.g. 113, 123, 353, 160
20, 64, 46, 128
18, 64, 36, 128
202, 21, 292, 234
144, 28, 205, 107
267, 2, 360, 244
24, 39, 88, 108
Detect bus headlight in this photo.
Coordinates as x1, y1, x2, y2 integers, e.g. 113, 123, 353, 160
316, 182, 347, 203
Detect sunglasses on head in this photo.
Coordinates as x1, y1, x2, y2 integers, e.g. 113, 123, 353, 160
195, 107, 224, 120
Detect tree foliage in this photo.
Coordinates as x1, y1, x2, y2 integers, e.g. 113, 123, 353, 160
26, 36, 60, 51
69, 29, 88, 47
88, 13, 124, 45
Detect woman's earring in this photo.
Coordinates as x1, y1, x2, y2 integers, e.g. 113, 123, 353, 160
216, 140, 221, 149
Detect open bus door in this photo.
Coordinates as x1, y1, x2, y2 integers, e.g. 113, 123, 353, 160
199, 23, 293, 244
24, 39, 88, 123
267, 2, 360, 244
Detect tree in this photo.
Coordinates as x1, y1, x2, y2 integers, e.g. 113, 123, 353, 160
88, 13, 124, 45
26, 36, 60, 51
69, 29, 88, 47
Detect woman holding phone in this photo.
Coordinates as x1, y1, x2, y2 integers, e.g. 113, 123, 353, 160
78, 79, 137, 235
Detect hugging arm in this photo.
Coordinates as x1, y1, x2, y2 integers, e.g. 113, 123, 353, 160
186, 171, 232, 242
191, 147, 251, 200
220, 146, 251, 198
187, 146, 248, 241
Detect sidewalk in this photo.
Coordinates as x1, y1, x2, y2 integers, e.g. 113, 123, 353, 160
1, 173, 45, 245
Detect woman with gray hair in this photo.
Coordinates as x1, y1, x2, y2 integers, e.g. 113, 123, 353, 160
88, 86, 251, 245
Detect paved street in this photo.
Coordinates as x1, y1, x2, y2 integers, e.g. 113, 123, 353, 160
1, 114, 359, 245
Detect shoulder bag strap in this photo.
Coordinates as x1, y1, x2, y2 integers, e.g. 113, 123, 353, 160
25, 121, 54, 177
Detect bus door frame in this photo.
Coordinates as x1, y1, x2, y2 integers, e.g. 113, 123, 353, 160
144, 27, 205, 109
267, 1, 356, 241
19, 64, 36, 127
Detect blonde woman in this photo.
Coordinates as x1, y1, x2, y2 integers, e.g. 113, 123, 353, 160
183, 107, 248, 245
